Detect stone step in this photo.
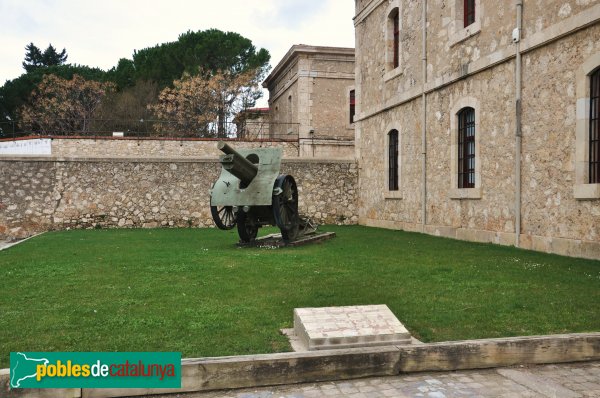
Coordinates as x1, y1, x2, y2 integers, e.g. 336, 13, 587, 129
293, 304, 412, 351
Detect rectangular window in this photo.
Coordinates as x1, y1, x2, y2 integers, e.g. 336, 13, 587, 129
464, 0, 475, 27
591, 69, 600, 183
393, 12, 400, 69
458, 108, 475, 188
349, 90, 356, 124
388, 130, 399, 191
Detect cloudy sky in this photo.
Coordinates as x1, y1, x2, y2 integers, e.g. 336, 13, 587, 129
0, 0, 355, 105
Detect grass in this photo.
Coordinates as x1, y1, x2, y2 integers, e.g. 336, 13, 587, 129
0, 225, 599, 368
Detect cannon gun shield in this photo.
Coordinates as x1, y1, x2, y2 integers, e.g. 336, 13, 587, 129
210, 146, 282, 207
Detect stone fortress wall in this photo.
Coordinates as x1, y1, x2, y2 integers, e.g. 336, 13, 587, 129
353, 0, 600, 259
48, 137, 301, 158
0, 155, 357, 239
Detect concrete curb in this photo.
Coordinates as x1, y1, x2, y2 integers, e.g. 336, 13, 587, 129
2, 332, 599, 398
0, 233, 45, 252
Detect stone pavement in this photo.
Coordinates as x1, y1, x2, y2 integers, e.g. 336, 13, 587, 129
148, 361, 600, 398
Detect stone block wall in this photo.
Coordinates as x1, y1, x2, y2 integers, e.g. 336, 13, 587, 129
0, 136, 356, 161
264, 45, 355, 145
354, 0, 600, 259
0, 157, 358, 239
48, 137, 300, 158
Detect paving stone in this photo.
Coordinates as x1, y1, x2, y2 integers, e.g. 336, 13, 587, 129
147, 361, 600, 398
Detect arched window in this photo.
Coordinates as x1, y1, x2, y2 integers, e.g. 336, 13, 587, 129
385, 5, 401, 72
458, 107, 475, 188
464, 0, 476, 27
392, 9, 400, 69
449, 0, 482, 47
388, 130, 399, 191
590, 67, 600, 183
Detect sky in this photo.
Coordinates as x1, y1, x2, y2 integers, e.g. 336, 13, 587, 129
0, 0, 356, 106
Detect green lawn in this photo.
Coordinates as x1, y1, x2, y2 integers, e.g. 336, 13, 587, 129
0, 226, 599, 368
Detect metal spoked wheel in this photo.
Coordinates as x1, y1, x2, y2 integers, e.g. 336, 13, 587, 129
237, 209, 258, 242
210, 204, 236, 230
272, 174, 300, 242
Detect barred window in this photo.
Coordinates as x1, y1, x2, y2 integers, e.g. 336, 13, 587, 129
458, 107, 475, 188
590, 68, 600, 183
388, 130, 399, 191
464, 0, 475, 27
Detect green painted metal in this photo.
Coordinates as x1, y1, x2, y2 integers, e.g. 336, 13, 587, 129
210, 145, 283, 206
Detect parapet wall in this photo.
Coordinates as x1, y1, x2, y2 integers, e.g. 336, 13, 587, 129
0, 136, 356, 160
49, 137, 301, 158
0, 156, 358, 239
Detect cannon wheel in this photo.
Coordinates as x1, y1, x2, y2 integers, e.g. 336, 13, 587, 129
237, 209, 258, 242
210, 204, 236, 230
272, 175, 300, 242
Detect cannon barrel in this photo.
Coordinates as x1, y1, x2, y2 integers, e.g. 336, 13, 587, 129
217, 141, 258, 186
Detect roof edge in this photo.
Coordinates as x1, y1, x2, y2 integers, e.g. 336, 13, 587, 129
263, 44, 355, 88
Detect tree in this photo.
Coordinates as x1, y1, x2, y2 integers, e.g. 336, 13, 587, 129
19, 74, 114, 135
22, 43, 68, 72
2, 29, 270, 135
0, 64, 108, 125
22, 43, 43, 72
95, 80, 159, 131
106, 58, 136, 90
41, 44, 68, 67
148, 68, 263, 137
132, 29, 270, 89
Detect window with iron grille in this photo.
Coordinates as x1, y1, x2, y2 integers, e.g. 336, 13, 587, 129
388, 130, 399, 191
464, 0, 475, 27
458, 107, 475, 188
349, 90, 356, 124
591, 68, 600, 183
393, 11, 400, 68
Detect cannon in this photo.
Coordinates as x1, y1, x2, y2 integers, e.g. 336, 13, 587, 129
210, 141, 309, 243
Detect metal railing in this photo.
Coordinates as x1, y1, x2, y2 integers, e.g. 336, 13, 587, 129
0, 119, 300, 141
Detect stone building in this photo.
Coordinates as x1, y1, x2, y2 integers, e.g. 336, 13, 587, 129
263, 45, 356, 158
353, 0, 600, 258
234, 107, 270, 140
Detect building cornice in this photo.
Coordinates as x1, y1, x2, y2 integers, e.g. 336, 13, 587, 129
354, 0, 385, 26
263, 45, 355, 88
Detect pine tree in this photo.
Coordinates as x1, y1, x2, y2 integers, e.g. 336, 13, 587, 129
22, 43, 68, 72
42, 44, 68, 66
22, 43, 43, 72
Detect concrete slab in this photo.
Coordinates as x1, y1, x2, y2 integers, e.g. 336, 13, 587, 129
0, 233, 43, 251
294, 305, 412, 351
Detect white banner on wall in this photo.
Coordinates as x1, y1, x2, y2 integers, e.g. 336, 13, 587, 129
0, 139, 52, 155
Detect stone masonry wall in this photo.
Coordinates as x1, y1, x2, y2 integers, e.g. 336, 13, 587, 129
0, 157, 358, 239
48, 137, 300, 158
354, 0, 600, 259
